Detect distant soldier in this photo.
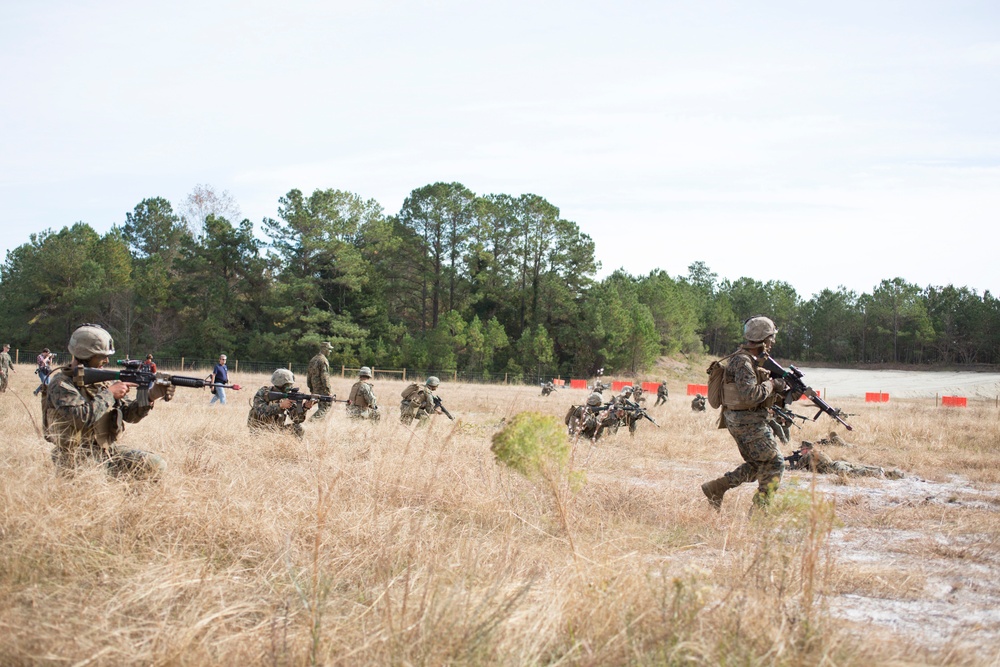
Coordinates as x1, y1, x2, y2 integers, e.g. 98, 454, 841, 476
788, 441, 903, 479
613, 385, 634, 406
632, 385, 645, 403
654, 381, 669, 406
767, 410, 792, 445
0, 343, 14, 393
42, 324, 168, 480
540, 381, 557, 397
400, 376, 442, 425
306, 342, 333, 421
691, 393, 706, 412
248, 369, 313, 438
816, 431, 850, 447
347, 366, 380, 420
565, 392, 614, 441
34, 348, 54, 395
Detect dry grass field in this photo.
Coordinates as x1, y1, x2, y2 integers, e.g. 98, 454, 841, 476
1, 362, 999, 666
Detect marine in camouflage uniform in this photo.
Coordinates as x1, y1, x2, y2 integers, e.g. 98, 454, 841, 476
347, 366, 380, 420
654, 381, 669, 406
700, 316, 803, 511
540, 381, 556, 396
42, 324, 167, 480
690, 393, 706, 412
789, 442, 903, 479
248, 369, 313, 438
0, 344, 14, 392
399, 376, 440, 425
767, 410, 792, 445
306, 342, 333, 421
565, 392, 617, 441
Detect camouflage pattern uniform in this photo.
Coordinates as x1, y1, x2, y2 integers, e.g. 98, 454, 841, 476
306, 343, 333, 421
0, 348, 13, 392
42, 366, 165, 480
655, 381, 668, 406
717, 350, 787, 507
540, 381, 556, 396
790, 444, 902, 478
400, 382, 436, 425
690, 394, 706, 412
347, 373, 379, 421
632, 386, 645, 403
767, 411, 792, 445
247, 385, 308, 438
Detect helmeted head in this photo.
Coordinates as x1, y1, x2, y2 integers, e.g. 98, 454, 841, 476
586, 392, 603, 407
425, 376, 440, 389
622, 386, 633, 396
2, 344, 8, 351
743, 316, 778, 343
271, 368, 295, 389
68, 324, 115, 360
359, 366, 372, 379
800, 441, 814, 451
319, 341, 333, 353
695, 393, 704, 399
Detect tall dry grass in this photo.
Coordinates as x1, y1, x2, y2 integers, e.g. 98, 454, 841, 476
0, 364, 998, 665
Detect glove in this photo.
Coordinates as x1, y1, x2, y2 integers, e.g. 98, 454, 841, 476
148, 380, 176, 403
771, 377, 787, 393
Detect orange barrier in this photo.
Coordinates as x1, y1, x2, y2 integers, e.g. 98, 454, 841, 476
641, 381, 659, 393
688, 384, 708, 395
942, 396, 967, 407
611, 380, 629, 392
570, 379, 587, 390
865, 392, 890, 403
553, 379, 565, 386
798, 389, 821, 401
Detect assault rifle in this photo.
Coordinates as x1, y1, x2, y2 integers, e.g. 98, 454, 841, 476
761, 355, 853, 431
432, 395, 455, 420
82, 359, 242, 408
623, 400, 660, 427
266, 388, 348, 412
770, 405, 809, 428
784, 449, 803, 467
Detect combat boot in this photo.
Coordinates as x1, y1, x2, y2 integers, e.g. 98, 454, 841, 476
701, 476, 732, 511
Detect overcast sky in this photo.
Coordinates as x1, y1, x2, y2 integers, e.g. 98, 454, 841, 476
2, 0, 997, 299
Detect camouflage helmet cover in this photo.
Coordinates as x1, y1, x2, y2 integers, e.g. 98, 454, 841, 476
622, 386, 633, 395
271, 368, 295, 387
319, 341, 333, 351
68, 324, 115, 359
425, 376, 440, 388
586, 392, 603, 406
743, 316, 778, 343
359, 366, 372, 378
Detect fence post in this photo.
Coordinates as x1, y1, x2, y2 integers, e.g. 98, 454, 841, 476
181, 356, 185, 370
453, 370, 457, 382
288, 362, 292, 370
234, 359, 239, 373
15, 350, 19, 364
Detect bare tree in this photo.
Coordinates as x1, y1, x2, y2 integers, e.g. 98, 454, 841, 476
181, 184, 242, 236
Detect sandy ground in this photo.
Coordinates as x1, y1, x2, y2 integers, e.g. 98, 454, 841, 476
794, 366, 1000, 400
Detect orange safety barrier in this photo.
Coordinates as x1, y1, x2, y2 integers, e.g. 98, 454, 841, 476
570, 379, 588, 390
688, 384, 708, 395
552, 379, 565, 386
865, 392, 890, 403
641, 381, 659, 393
611, 380, 629, 392
941, 396, 967, 407
798, 389, 821, 401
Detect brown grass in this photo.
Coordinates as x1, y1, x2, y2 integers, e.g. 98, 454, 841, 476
1, 365, 999, 665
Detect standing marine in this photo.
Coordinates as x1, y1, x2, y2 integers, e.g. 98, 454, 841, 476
306, 341, 333, 421
347, 366, 380, 420
400, 376, 442, 425
41, 324, 168, 480
654, 380, 669, 406
0, 343, 14, 392
700, 316, 803, 511
248, 369, 314, 438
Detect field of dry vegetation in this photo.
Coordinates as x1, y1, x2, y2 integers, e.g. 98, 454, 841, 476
1, 361, 999, 666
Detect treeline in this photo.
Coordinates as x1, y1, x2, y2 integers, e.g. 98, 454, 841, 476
2, 183, 998, 379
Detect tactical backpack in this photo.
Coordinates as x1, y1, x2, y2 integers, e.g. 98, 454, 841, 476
705, 352, 739, 409
401, 382, 420, 400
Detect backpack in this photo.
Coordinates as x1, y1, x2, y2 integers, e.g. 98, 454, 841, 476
401, 382, 420, 400
706, 352, 739, 409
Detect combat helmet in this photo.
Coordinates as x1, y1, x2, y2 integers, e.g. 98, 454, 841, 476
586, 392, 603, 407
425, 376, 440, 388
743, 316, 778, 343
622, 386, 634, 396
68, 324, 115, 359
359, 366, 372, 378
271, 368, 295, 388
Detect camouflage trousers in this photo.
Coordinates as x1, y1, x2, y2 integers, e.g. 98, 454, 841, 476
308, 386, 333, 421
348, 405, 381, 421
51, 441, 165, 481
824, 461, 885, 477
400, 400, 428, 425
0, 372, 7, 392
654, 394, 667, 406
723, 409, 785, 506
